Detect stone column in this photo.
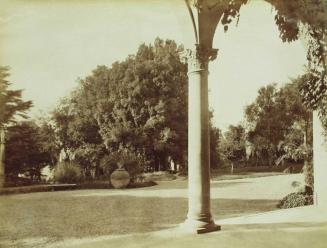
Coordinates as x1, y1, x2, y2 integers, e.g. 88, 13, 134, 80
0, 127, 5, 188
182, 44, 220, 234
313, 112, 327, 206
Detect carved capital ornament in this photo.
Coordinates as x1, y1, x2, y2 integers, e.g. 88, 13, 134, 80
181, 44, 218, 73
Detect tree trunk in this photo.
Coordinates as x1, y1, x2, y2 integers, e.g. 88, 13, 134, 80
0, 127, 5, 188
304, 113, 313, 192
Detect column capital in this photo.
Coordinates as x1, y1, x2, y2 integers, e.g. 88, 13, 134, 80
181, 44, 218, 73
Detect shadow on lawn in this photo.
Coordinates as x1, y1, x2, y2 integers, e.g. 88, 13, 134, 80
0, 193, 279, 243
211, 181, 251, 188
140, 180, 251, 191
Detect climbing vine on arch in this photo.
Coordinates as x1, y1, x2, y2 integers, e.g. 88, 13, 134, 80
219, 0, 327, 126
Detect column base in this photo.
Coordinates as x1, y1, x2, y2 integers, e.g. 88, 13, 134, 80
180, 217, 221, 234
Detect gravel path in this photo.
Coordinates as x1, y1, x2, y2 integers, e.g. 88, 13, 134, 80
73, 173, 304, 200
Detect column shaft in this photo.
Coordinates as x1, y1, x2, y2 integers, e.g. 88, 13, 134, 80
182, 45, 219, 234
188, 67, 211, 220
313, 112, 327, 206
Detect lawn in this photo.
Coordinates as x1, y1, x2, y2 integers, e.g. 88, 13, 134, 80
0, 179, 279, 247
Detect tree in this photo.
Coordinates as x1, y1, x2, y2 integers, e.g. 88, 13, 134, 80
51, 38, 223, 175
244, 78, 312, 168
281, 76, 313, 190
51, 98, 75, 159
245, 84, 285, 166
5, 121, 52, 180
220, 124, 246, 169
0, 66, 32, 126
73, 144, 106, 178
210, 125, 221, 169
37, 117, 61, 168
0, 66, 32, 187
77, 38, 188, 172
52, 94, 106, 178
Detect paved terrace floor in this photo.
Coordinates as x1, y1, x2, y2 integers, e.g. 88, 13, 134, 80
49, 220, 327, 248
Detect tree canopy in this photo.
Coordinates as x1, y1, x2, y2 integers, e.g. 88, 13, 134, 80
220, 124, 246, 165
244, 76, 312, 166
92, 39, 188, 171
5, 121, 54, 179
0, 66, 32, 127
51, 38, 192, 175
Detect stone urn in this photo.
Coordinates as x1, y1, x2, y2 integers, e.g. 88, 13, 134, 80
110, 163, 130, 189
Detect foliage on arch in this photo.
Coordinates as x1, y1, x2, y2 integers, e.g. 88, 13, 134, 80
219, 0, 327, 125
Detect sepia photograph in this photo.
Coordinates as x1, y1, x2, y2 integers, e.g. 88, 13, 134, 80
0, 0, 327, 247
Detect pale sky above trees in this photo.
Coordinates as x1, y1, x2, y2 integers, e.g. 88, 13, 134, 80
0, 0, 307, 130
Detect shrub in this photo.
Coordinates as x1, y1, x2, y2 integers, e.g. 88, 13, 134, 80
100, 155, 116, 176
53, 162, 83, 184
278, 192, 313, 209
100, 148, 144, 181
4, 175, 35, 187
123, 152, 144, 181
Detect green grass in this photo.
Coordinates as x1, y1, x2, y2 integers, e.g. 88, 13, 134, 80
0, 180, 278, 246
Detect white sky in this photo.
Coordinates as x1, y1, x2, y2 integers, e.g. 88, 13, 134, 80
0, 0, 307, 130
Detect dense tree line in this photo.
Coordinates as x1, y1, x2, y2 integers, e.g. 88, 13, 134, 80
244, 78, 312, 167
219, 75, 313, 188
0, 45, 320, 182
0, 39, 222, 182
0, 67, 57, 183
50, 38, 220, 178
3, 0, 327, 182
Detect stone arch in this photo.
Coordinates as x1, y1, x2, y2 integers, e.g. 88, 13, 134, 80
182, 0, 327, 233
